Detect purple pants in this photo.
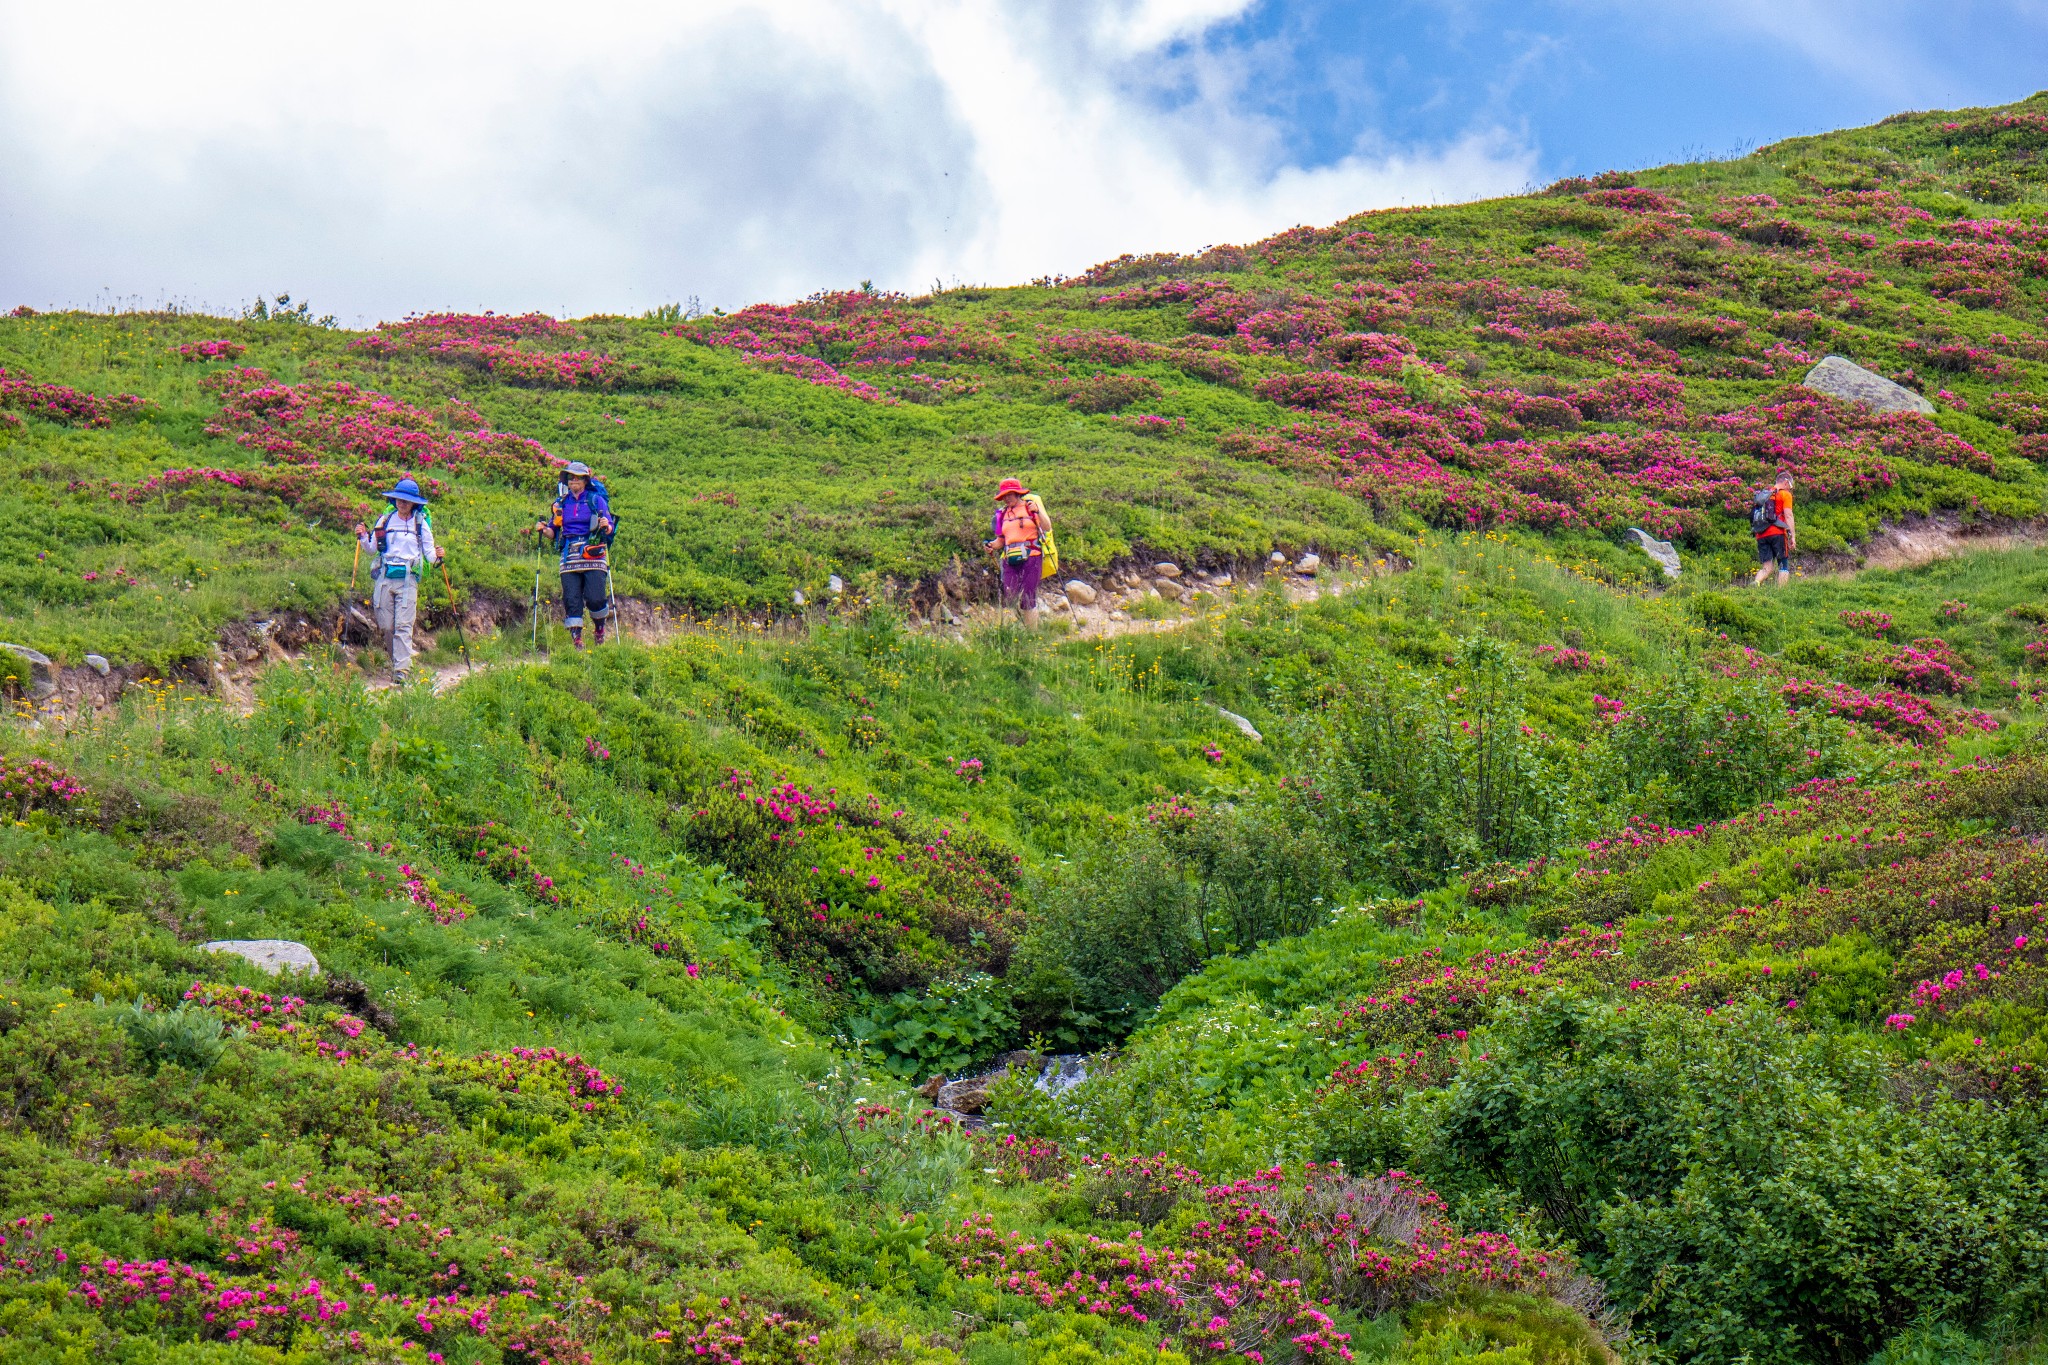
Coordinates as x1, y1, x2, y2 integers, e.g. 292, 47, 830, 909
1001, 553, 1043, 610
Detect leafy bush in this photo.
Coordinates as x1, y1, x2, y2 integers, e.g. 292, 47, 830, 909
1303, 636, 1588, 891
850, 973, 1018, 1079
1019, 786, 1346, 1024
1603, 669, 1843, 822
120, 997, 226, 1074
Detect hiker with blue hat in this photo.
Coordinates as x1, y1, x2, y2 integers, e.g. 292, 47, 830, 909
536, 461, 616, 649
354, 475, 440, 682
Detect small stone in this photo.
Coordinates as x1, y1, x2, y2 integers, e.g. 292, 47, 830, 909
1153, 562, 1182, 578
0, 644, 55, 701
1064, 580, 1098, 605
1270, 551, 1287, 565
937, 1074, 997, 1114
827, 574, 845, 595
791, 589, 806, 607
1801, 355, 1935, 416
83, 654, 110, 676
1295, 553, 1321, 575
1110, 610, 1131, 622
198, 939, 321, 977
1211, 572, 1233, 587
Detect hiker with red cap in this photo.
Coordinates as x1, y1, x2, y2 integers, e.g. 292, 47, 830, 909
984, 477, 1055, 627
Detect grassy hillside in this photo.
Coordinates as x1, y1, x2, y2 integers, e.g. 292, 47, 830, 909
3, 94, 2048, 663
2, 94, 2048, 1365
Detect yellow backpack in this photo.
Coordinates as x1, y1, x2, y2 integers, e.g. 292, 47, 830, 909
1026, 494, 1059, 576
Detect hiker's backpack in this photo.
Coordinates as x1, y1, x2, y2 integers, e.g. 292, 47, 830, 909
372, 506, 432, 567
1749, 488, 1780, 534
553, 480, 620, 546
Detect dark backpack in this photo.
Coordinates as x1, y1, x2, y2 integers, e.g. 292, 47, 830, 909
553, 479, 619, 546
1749, 488, 1781, 534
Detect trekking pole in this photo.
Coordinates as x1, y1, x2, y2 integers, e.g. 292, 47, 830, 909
336, 539, 361, 643
439, 556, 476, 673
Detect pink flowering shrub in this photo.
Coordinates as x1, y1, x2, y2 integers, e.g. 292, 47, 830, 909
1533, 645, 1597, 672
1780, 678, 1995, 744
1050, 372, 1163, 414
0, 366, 150, 427
938, 1163, 1585, 1360
1840, 609, 1894, 637
678, 770, 1022, 997
1117, 414, 1188, 438
1881, 637, 1974, 695
201, 366, 559, 489
684, 291, 1013, 407
0, 756, 88, 816
174, 339, 247, 362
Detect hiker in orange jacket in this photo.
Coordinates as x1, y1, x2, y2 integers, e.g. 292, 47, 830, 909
1752, 473, 1795, 587
984, 477, 1051, 627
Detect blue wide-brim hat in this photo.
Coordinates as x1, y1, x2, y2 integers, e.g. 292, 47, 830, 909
382, 477, 427, 505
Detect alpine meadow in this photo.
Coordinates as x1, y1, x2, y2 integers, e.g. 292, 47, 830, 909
8, 90, 2048, 1365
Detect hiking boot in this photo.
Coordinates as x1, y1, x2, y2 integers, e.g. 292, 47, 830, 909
593, 620, 607, 645
570, 627, 585, 651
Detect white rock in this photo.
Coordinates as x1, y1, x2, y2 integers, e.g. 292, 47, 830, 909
1110, 610, 1131, 622
828, 575, 845, 595
1627, 527, 1683, 580
792, 589, 806, 607
1049, 596, 1071, 613
84, 654, 110, 676
1153, 562, 1182, 578
1211, 572, 1233, 587
1801, 355, 1934, 416
1064, 580, 1098, 605
1295, 554, 1321, 575
1270, 551, 1287, 565
199, 940, 321, 976
1214, 706, 1263, 742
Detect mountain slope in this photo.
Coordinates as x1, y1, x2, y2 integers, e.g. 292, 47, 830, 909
2, 94, 2046, 666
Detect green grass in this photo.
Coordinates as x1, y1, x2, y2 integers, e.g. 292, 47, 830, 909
4, 90, 2048, 1365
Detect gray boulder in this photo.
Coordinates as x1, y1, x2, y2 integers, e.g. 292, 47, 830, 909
198, 940, 322, 976
0, 644, 55, 701
83, 654, 111, 676
1801, 355, 1935, 416
1627, 528, 1682, 580
1295, 553, 1321, 576
1063, 580, 1098, 605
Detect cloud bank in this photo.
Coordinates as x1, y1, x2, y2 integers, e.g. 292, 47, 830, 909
0, 0, 1536, 321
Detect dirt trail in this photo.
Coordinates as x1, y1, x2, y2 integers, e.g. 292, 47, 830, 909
370, 561, 1383, 700
1834, 514, 2048, 573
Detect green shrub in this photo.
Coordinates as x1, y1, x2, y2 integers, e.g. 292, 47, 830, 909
1302, 635, 1588, 891
120, 997, 225, 1074
1604, 669, 1843, 822
850, 973, 1019, 1080
1403, 1291, 1614, 1363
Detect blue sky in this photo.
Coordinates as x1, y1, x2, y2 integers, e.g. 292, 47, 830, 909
1197, 1, 2048, 179
0, 0, 2041, 320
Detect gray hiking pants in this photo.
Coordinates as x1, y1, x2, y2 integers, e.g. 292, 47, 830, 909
373, 575, 420, 675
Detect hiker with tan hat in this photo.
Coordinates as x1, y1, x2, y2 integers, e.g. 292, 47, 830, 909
537, 461, 617, 649
354, 475, 441, 683
984, 477, 1056, 627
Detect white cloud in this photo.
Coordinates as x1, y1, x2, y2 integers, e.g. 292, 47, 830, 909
0, 0, 1534, 321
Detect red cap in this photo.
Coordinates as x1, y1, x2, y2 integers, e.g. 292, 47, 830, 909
995, 478, 1026, 501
